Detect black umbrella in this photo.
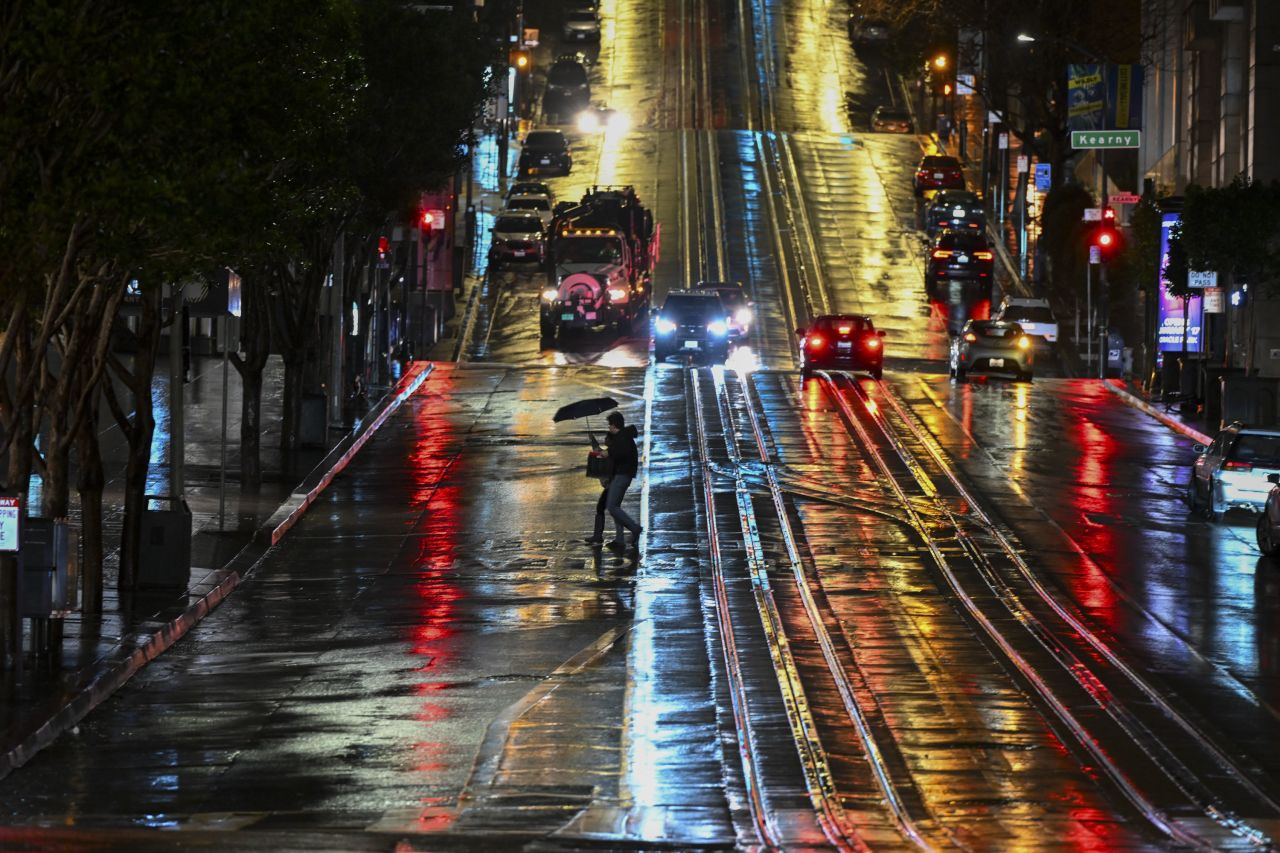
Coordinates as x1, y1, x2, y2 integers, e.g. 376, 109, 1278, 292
553, 396, 619, 423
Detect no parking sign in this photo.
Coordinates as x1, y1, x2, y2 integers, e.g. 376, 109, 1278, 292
0, 495, 19, 552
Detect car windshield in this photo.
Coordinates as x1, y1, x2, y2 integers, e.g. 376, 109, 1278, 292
876, 110, 909, 121
814, 317, 868, 334
555, 236, 621, 263
548, 64, 587, 86
510, 183, 550, 196
975, 323, 1019, 338
508, 198, 550, 211
495, 216, 539, 233
1230, 434, 1280, 466
567, 11, 596, 21
934, 192, 979, 208
922, 156, 960, 169
1001, 306, 1054, 323
524, 132, 566, 151
663, 296, 720, 322
937, 232, 988, 249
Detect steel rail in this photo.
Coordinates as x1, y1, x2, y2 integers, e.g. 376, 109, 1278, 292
694, 369, 865, 852
729, 370, 939, 851
874, 380, 1280, 845
818, 371, 1263, 851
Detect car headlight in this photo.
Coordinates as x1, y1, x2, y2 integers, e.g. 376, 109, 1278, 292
606, 110, 631, 132
733, 307, 752, 326
1017, 336, 1031, 350
656, 317, 677, 335
541, 288, 559, 301
577, 111, 601, 133
607, 287, 628, 301
707, 320, 728, 337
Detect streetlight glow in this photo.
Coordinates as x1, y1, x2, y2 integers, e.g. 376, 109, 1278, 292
932, 54, 948, 69
1016, 34, 1036, 42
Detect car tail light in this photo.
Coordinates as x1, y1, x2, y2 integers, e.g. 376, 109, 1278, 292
865, 337, 881, 350
805, 334, 826, 350
1223, 460, 1254, 471
974, 251, 993, 260
916, 170, 927, 179
607, 287, 628, 300
1017, 336, 1030, 350
932, 250, 953, 259
963, 332, 977, 343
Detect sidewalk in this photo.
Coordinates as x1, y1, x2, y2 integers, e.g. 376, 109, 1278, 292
1103, 377, 1215, 445
0, 355, 432, 779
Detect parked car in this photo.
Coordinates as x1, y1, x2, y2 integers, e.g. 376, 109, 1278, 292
1189, 423, 1280, 521
913, 154, 965, 196
950, 319, 1033, 381
924, 189, 984, 236
870, 105, 913, 133
563, 8, 601, 42
693, 280, 753, 338
544, 58, 591, 120
926, 229, 994, 298
505, 181, 554, 206
518, 130, 572, 177
488, 211, 546, 269
1258, 474, 1280, 556
797, 314, 885, 379
504, 193, 554, 228
996, 297, 1059, 343
653, 290, 730, 362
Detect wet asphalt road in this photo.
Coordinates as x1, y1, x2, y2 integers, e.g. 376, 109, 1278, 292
4, 0, 1280, 848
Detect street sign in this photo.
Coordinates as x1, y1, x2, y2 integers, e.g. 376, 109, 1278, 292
1188, 270, 1217, 289
1203, 287, 1224, 313
1034, 163, 1051, 192
1071, 130, 1141, 149
956, 73, 975, 96
0, 495, 19, 553
1083, 208, 1102, 221
522, 27, 539, 46
1089, 245, 1101, 265
1016, 155, 1029, 173
997, 133, 1009, 150
1109, 192, 1141, 205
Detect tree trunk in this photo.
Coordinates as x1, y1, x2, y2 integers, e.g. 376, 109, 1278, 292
75, 401, 105, 613
42, 427, 72, 519
240, 367, 264, 490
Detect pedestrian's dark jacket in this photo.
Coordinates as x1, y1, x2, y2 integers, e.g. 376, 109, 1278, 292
605, 425, 639, 477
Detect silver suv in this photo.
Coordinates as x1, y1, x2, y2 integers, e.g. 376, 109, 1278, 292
1189, 422, 1280, 520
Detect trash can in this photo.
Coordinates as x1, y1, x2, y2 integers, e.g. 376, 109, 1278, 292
1105, 331, 1125, 376
138, 496, 192, 588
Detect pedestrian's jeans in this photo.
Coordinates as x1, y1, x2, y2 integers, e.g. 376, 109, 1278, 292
594, 474, 641, 541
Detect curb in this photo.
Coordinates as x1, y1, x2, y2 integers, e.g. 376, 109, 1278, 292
1104, 378, 1213, 445
0, 362, 435, 782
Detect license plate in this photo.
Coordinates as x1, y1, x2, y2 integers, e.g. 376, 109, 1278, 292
953, 208, 965, 217
933, 172, 943, 179
957, 254, 968, 263
541, 158, 551, 164
512, 250, 526, 257
561, 313, 574, 321
837, 342, 852, 351
585, 312, 597, 320
989, 358, 1004, 367
683, 340, 700, 349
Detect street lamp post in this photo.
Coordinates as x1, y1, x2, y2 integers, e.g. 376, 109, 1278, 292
1017, 32, 1112, 377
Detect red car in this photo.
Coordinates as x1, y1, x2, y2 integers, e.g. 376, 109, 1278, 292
913, 155, 965, 196
797, 314, 885, 379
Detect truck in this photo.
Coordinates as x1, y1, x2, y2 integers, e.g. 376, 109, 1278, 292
539, 185, 659, 339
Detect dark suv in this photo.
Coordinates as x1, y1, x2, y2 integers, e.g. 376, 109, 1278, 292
653, 290, 731, 362
518, 130, 572, 177
926, 229, 993, 298
544, 59, 591, 121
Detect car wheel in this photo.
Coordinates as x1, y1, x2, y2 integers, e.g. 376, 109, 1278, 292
1187, 472, 1203, 513
539, 318, 555, 339
617, 316, 632, 335
1258, 513, 1280, 557
1202, 478, 1219, 521
955, 366, 967, 383
870, 365, 883, 380
801, 365, 813, 380
1020, 370, 1034, 383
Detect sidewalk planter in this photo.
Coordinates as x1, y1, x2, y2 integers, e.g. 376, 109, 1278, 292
138, 496, 192, 588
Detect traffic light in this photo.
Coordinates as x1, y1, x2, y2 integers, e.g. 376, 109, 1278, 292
509, 48, 531, 73
1091, 223, 1121, 261
377, 236, 390, 261
420, 209, 435, 241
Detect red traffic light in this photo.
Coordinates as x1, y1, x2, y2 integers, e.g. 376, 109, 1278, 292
1096, 230, 1115, 248
377, 236, 390, 259
421, 210, 435, 229
1102, 206, 1116, 221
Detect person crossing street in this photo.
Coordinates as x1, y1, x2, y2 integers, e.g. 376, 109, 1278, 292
585, 411, 643, 552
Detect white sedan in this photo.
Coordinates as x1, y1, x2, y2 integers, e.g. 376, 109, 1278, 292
996, 297, 1059, 343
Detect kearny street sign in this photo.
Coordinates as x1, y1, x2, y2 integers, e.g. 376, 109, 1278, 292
1071, 130, 1141, 149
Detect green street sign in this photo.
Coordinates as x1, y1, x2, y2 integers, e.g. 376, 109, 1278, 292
1071, 130, 1141, 149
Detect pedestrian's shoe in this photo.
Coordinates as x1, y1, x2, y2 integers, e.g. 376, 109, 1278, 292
605, 540, 626, 552
629, 527, 644, 549
583, 537, 604, 546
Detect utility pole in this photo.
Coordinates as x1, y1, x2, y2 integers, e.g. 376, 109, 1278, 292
169, 282, 185, 499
